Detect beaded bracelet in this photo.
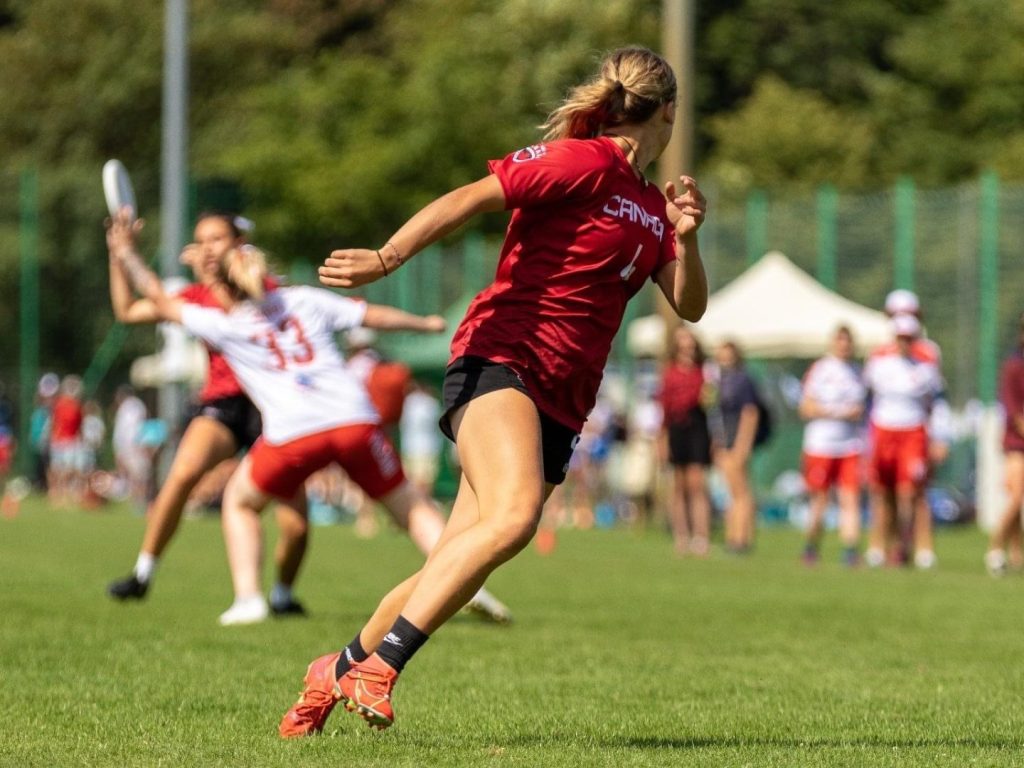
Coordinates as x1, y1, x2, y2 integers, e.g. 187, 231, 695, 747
383, 241, 404, 269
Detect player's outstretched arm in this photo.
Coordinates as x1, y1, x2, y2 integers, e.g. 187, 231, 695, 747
112, 237, 184, 325
362, 305, 446, 334
106, 208, 162, 324
319, 175, 506, 289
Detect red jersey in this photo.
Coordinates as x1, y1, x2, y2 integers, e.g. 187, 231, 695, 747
659, 363, 704, 425
873, 338, 941, 365
450, 138, 676, 431
1000, 350, 1024, 453
50, 395, 83, 444
177, 283, 244, 402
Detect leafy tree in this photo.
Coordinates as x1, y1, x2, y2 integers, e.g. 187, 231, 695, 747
707, 75, 875, 192
196, 0, 662, 258
870, 0, 1024, 182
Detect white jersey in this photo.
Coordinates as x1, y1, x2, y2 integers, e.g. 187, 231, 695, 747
864, 347, 943, 430
113, 395, 146, 458
399, 389, 442, 458
180, 286, 378, 445
801, 355, 866, 457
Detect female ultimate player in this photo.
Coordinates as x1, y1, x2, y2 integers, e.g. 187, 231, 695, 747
279, 45, 708, 734
108, 221, 512, 625
798, 325, 867, 566
863, 314, 943, 568
106, 212, 310, 615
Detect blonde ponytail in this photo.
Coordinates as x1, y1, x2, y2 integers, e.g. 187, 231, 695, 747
225, 245, 268, 301
540, 46, 677, 141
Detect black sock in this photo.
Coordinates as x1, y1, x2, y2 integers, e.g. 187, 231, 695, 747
334, 632, 369, 679
375, 615, 429, 673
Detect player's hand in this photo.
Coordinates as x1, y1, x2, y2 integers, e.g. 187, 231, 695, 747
422, 314, 446, 333
105, 206, 144, 259
664, 176, 706, 239
179, 243, 201, 267
319, 248, 386, 288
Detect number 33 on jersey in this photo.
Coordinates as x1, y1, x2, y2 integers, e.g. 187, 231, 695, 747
179, 286, 379, 444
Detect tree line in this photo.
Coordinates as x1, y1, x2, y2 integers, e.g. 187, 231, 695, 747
0, 0, 1021, 381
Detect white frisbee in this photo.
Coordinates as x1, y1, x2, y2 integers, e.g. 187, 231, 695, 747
102, 159, 137, 221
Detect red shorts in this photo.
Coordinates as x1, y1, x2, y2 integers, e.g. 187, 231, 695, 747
802, 453, 861, 493
248, 424, 405, 500
870, 425, 929, 490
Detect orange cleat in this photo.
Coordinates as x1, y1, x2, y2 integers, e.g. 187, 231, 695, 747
278, 652, 344, 738
338, 653, 399, 730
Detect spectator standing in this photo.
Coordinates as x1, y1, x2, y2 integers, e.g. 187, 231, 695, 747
399, 382, 443, 496
80, 401, 106, 476
0, 382, 14, 434
29, 373, 59, 491
112, 385, 149, 510
711, 341, 762, 553
48, 375, 84, 506
658, 324, 712, 556
985, 313, 1024, 576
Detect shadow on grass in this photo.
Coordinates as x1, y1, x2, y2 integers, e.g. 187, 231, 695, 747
605, 735, 1024, 750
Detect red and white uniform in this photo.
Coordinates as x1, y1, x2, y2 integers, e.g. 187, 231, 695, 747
179, 287, 403, 499
801, 356, 866, 492
450, 137, 677, 432
864, 344, 943, 489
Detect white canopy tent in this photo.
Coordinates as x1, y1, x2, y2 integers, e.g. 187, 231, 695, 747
629, 251, 893, 359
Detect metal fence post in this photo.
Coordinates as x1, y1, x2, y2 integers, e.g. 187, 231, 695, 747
816, 184, 838, 289
978, 171, 1000, 404
893, 176, 916, 291
746, 188, 768, 265
18, 168, 39, 476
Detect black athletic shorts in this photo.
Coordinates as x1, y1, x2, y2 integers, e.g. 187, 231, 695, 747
666, 410, 712, 467
439, 356, 580, 486
188, 394, 263, 450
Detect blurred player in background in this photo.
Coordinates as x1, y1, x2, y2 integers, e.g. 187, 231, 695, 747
111, 385, 149, 510
985, 312, 1024, 576
798, 325, 866, 566
879, 289, 948, 569
399, 381, 443, 498
280, 45, 707, 735
48, 375, 84, 507
29, 373, 60, 491
104, 211, 309, 614
863, 314, 943, 568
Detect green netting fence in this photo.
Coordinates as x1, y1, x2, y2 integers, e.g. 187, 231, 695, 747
6, 168, 1024, 489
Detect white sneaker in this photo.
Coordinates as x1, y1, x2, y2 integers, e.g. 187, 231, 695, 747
985, 549, 1008, 578
914, 549, 937, 570
864, 547, 885, 568
464, 588, 513, 624
218, 595, 269, 626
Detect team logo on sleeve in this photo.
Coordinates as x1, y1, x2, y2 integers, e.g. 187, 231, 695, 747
512, 144, 547, 163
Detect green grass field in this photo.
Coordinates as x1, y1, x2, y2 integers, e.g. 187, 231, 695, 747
2, 499, 1023, 767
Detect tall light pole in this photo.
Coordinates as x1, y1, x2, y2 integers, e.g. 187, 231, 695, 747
661, 0, 695, 183
656, 0, 697, 335
159, 0, 189, 440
